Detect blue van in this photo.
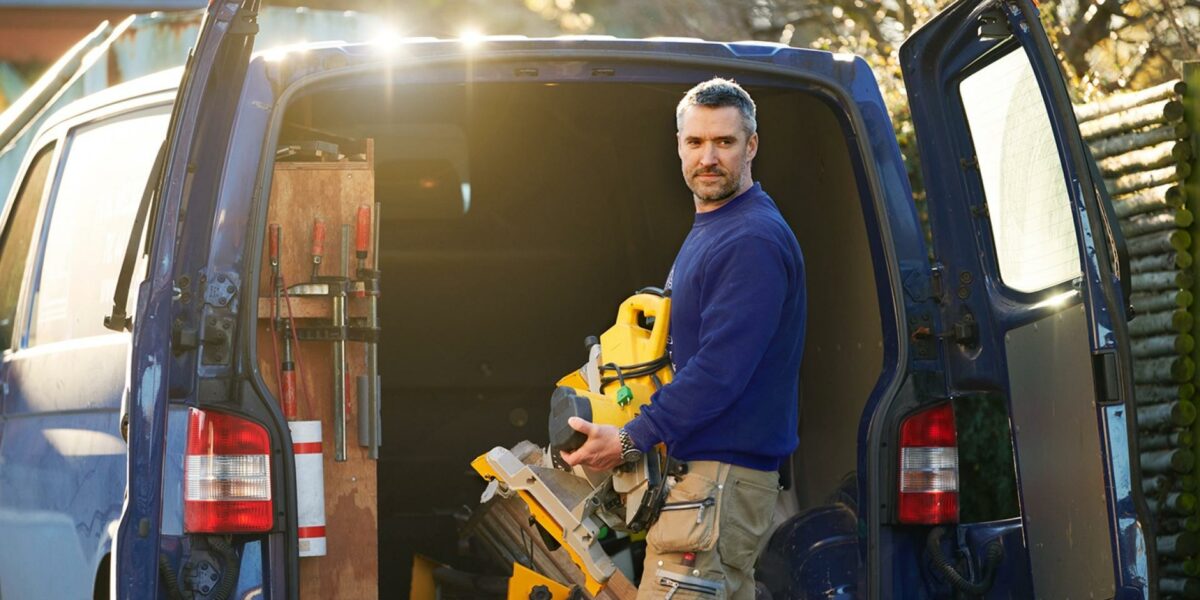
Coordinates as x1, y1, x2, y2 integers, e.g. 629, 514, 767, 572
0, 0, 1154, 598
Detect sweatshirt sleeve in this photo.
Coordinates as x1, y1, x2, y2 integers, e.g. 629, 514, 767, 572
623, 235, 789, 451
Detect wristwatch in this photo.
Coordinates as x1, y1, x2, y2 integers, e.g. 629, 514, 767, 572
618, 428, 643, 464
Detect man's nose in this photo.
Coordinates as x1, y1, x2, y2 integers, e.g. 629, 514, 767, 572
699, 144, 719, 166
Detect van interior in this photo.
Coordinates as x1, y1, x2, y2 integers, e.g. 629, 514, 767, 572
268, 78, 885, 595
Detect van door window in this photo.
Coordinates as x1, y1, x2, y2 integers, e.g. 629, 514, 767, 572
959, 48, 1082, 293
0, 144, 55, 348
27, 108, 169, 346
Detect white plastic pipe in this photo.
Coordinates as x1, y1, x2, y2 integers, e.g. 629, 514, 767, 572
290, 420, 327, 557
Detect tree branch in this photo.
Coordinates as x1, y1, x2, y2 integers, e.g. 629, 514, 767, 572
1160, 0, 1200, 60
1094, 0, 1137, 20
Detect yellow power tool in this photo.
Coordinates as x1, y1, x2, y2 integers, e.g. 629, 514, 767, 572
472, 290, 674, 596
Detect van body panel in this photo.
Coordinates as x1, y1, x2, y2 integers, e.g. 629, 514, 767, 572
0, 1, 1150, 597
1, 335, 129, 580
0, 410, 123, 596
115, 1, 268, 598
1006, 306, 1116, 596
0, 84, 170, 596
900, 0, 1149, 597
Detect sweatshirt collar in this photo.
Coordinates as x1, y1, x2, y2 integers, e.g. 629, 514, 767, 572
694, 182, 762, 226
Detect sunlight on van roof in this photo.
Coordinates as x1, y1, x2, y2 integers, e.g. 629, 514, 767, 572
369, 27, 404, 54
458, 27, 485, 48
261, 43, 311, 63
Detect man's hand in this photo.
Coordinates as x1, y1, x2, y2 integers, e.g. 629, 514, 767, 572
559, 417, 624, 471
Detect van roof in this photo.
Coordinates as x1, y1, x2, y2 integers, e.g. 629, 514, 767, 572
40, 35, 853, 136
35, 67, 183, 134
255, 36, 804, 62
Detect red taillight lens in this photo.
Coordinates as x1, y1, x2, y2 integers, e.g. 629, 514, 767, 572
898, 402, 959, 524
185, 408, 273, 533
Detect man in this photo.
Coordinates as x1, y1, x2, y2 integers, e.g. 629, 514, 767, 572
561, 78, 806, 599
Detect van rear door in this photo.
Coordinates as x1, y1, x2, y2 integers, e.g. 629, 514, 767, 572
113, 2, 262, 598
899, 0, 1150, 597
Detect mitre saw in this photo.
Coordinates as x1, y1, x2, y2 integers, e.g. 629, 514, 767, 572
472, 289, 676, 596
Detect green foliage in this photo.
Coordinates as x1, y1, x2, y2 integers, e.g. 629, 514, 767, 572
954, 395, 1021, 521
1039, 0, 1200, 101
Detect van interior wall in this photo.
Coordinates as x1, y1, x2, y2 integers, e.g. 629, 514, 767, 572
285, 80, 883, 592
756, 91, 885, 511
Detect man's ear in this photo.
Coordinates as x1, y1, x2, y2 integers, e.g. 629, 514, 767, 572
746, 132, 759, 161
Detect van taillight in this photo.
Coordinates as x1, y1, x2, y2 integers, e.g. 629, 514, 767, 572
184, 408, 273, 533
897, 402, 959, 524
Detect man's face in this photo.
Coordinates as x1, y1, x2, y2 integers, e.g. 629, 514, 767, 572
677, 104, 758, 207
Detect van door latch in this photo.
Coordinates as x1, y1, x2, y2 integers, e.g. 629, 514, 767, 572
172, 319, 198, 354
930, 263, 945, 301
1093, 352, 1121, 403
953, 313, 979, 347
915, 312, 979, 349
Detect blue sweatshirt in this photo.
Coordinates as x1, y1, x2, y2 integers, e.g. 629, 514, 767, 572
624, 183, 806, 471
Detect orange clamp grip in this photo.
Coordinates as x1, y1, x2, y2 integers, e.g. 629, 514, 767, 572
280, 367, 298, 420
355, 205, 371, 257
268, 223, 281, 263
311, 219, 326, 257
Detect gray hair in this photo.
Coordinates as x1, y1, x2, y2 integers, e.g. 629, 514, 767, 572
675, 78, 757, 135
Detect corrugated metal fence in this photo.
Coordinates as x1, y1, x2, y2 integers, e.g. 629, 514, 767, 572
0, 7, 378, 204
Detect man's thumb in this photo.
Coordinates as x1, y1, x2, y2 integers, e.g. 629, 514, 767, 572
567, 416, 594, 434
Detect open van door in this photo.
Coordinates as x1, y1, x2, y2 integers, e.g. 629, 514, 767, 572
899, 0, 1152, 597
113, 2, 263, 598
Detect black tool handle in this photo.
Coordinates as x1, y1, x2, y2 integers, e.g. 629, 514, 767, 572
548, 386, 592, 453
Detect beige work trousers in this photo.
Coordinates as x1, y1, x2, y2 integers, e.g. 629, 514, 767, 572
637, 460, 780, 600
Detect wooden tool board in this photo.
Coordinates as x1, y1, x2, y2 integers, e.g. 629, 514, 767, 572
256, 141, 379, 599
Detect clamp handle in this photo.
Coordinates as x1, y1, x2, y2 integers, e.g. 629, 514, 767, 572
355, 205, 371, 259
268, 223, 281, 266
311, 219, 326, 258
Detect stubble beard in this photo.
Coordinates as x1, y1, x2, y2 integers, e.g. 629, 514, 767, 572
688, 165, 743, 206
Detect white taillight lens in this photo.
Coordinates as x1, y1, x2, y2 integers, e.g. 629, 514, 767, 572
185, 455, 271, 500
900, 447, 959, 492
898, 402, 959, 524
184, 408, 273, 533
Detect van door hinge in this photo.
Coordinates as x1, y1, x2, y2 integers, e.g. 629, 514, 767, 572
229, 7, 260, 36
200, 315, 233, 366
978, 6, 1012, 41
203, 271, 240, 309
